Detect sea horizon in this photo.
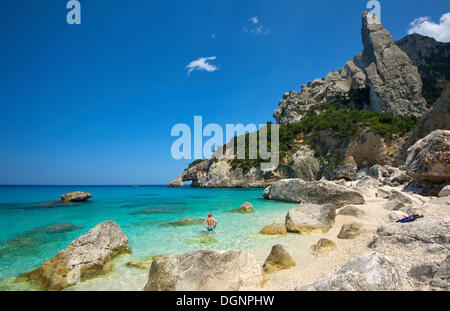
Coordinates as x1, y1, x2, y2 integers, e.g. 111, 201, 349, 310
0, 185, 298, 290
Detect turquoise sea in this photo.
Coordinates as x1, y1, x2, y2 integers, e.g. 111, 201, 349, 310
0, 186, 298, 290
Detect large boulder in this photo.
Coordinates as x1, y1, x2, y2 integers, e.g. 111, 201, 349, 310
370, 217, 450, 249
337, 223, 362, 240
331, 156, 358, 181
263, 179, 365, 208
145, 250, 264, 291
405, 130, 450, 183
20, 221, 130, 290
263, 244, 296, 274
60, 192, 92, 202
439, 185, 450, 197
286, 146, 321, 181
297, 252, 403, 291
311, 238, 337, 256
259, 223, 287, 236
285, 204, 336, 234
238, 202, 254, 213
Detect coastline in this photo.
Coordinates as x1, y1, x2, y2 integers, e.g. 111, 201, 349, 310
71, 185, 448, 291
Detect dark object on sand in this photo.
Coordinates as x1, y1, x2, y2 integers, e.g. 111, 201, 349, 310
396, 215, 424, 223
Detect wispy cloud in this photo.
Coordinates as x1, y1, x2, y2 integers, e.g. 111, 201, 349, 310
407, 12, 450, 42
185, 56, 218, 75
243, 16, 268, 35
249, 16, 259, 24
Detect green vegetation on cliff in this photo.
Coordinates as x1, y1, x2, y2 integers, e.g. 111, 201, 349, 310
228, 103, 418, 169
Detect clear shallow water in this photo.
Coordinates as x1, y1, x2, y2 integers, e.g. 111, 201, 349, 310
0, 186, 297, 290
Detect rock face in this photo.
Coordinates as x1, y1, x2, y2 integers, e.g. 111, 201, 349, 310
286, 146, 321, 181
263, 244, 296, 273
360, 13, 427, 117
405, 130, 450, 183
167, 176, 183, 188
408, 255, 450, 290
145, 250, 264, 291
259, 223, 287, 236
397, 34, 450, 106
297, 252, 402, 291
311, 239, 337, 256
274, 13, 427, 125
21, 221, 130, 290
263, 179, 365, 207
337, 223, 362, 240
60, 192, 92, 202
285, 204, 336, 234
402, 83, 450, 152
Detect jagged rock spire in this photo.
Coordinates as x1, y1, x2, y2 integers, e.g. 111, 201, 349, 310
273, 12, 428, 125
360, 12, 427, 117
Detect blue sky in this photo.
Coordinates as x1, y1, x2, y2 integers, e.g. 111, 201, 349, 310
0, 0, 449, 185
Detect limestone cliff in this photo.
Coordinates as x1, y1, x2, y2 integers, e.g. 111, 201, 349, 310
169, 13, 449, 188
274, 13, 427, 124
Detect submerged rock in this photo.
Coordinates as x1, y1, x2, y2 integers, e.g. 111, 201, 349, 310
311, 239, 337, 256
27, 223, 83, 235
19, 221, 130, 290
297, 252, 402, 291
263, 244, 296, 274
185, 234, 218, 246
240, 202, 254, 213
126, 261, 151, 270
263, 179, 365, 208
259, 223, 287, 236
285, 204, 336, 234
145, 250, 264, 291
163, 218, 203, 227
60, 192, 92, 202
0, 236, 39, 256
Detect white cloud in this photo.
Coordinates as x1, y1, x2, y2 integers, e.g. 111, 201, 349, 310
249, 16, 259, 24
185, 56, 218, 75
407, 12, 450, 42
244, 16, 268, 35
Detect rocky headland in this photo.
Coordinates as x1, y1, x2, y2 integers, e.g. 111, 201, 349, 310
168, 13, 449, 189
14, 13, 449, 292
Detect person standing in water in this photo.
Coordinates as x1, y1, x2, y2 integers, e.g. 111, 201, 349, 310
204, 213, 218, 233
